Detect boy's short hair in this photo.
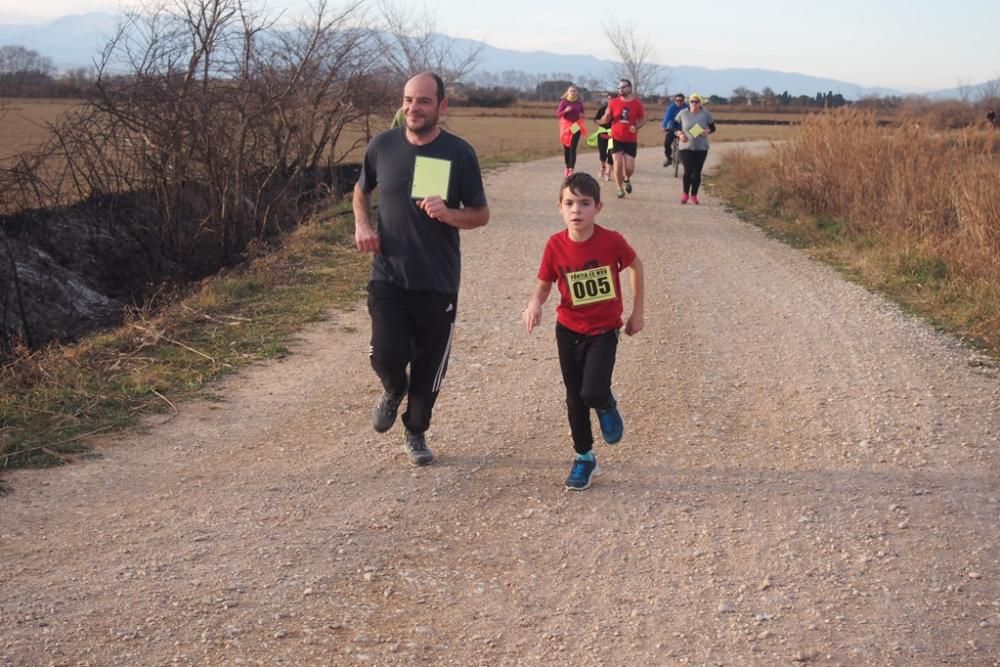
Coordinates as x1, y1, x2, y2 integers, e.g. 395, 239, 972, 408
560, 172, 601, 204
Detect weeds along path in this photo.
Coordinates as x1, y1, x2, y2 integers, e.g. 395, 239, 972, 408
3, 143, 999, 666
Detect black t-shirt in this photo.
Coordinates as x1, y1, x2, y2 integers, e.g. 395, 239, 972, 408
358, 128, 487, 293
595, 102, 611, 130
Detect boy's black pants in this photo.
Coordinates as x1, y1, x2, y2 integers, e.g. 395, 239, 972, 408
556, 323, 618, 454
367, 280, 457, 435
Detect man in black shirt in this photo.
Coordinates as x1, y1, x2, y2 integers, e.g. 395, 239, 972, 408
353, 72, 490, 466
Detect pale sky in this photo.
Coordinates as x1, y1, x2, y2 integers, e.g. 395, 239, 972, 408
2, 0, 998, 92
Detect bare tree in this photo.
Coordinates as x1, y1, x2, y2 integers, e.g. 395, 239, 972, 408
0, 45, 56, 75
2, 0, 403, 350
976, 76, 1000, 108
376, 1, 485, 85
40, 0, 383, 265
603, 20, 668, 97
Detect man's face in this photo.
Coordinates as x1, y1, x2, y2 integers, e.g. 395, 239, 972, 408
618, 82, 632, 97
403, 75, 444, 135
675, 96, 685, 105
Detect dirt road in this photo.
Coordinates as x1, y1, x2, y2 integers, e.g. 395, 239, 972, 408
3, 145, 999, 666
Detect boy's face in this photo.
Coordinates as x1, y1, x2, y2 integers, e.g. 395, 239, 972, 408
558, 187, 603, 235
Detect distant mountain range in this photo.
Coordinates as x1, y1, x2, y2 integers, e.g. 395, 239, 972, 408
0, 13, 113, 70
2, 12, 995, 101
467, 39, 906, 99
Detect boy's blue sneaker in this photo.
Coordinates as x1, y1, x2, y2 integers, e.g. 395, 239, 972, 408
597, 393, 623, 444
565, 456, 598, 491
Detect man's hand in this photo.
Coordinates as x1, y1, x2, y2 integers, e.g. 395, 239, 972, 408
354, 220, 381, 254
417, 196, 450, 223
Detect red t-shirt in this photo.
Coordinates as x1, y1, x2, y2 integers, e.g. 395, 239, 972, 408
608, 97, 645, 142
537, 225, 637, 335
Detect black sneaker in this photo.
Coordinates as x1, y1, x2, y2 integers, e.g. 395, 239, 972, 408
403, 431, 434, 466
624, 180, 632, 194
372, 390, 404, 433
565, 456, 598, 490
662, 158, 670, 167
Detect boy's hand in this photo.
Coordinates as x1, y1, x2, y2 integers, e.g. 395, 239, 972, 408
624, 311, 644, 336
523, 304, 542, 334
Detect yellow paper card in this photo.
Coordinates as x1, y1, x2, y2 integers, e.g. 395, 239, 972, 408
570, 122, 581, 134
411, 156, 452, 199
688, 123, 704, 138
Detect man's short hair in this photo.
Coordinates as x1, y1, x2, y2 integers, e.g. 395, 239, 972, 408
619, 79, 633, 88
560, 172, 601, 205
415, 72, 446, 103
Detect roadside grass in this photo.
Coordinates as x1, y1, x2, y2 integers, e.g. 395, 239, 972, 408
713, 109, 1000, 359
1, 202, 369, 471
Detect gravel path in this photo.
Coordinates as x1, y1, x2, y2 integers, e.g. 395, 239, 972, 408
2, 144, 999, 666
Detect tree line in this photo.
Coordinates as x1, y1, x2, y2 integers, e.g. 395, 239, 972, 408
0, 45, 95, 97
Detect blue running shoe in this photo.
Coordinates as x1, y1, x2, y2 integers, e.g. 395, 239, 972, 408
565, 456, 598, 490
597, 393, 623, 444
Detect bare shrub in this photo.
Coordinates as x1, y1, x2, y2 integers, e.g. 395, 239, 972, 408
46, 0, 382, 267
1, 0, 396, 352
723, 107, 1000, 346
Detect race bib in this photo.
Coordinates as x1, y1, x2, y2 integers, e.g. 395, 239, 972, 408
566, 265, 616, 306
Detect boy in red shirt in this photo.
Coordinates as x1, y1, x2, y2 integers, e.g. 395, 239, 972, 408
523, 173, 645, 490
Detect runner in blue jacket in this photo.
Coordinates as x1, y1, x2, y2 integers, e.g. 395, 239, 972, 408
661, 93, 688, 167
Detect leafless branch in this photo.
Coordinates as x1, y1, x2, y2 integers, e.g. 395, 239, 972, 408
603, 20, 669, 97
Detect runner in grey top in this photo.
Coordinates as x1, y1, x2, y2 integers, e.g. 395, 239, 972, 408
675, 106, 715, 152
673, 93, 716, 205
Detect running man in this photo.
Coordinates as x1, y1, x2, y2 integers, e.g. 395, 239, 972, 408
600, 78, 646, 199
353, 72, 490, 466
661, 93, 688, 167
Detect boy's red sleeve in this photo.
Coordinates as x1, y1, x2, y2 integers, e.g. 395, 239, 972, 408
537, 238, 558, 283
617, 233, 637, 269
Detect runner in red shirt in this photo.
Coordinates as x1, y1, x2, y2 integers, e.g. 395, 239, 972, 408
600, 78, 646, 198
523, 173, 645, 490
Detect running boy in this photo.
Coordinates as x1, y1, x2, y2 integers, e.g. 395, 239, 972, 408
522, 173, 645, 490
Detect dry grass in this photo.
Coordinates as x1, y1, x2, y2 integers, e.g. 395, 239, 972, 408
714, 108, 1000, 355
1, 204, 368, 470
1, 97, 796, 171
0, 98, 79, 158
